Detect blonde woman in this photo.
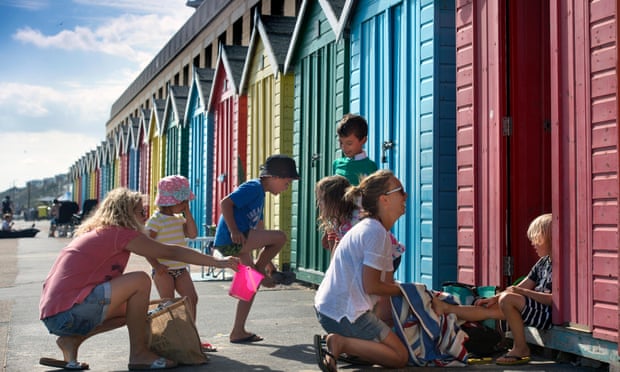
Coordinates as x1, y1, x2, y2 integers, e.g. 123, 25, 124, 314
39, 187, 239, 371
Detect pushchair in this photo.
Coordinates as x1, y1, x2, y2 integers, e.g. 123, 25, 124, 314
53, 201, 79, 238
72, 199, 98, 227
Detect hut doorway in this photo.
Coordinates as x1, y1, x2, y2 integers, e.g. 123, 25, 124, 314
502, 0, 552, 286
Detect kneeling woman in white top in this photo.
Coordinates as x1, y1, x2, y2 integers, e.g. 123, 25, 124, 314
314, 169, 409, 371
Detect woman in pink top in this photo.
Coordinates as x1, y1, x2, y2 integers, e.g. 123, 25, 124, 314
39, 187, 239, 371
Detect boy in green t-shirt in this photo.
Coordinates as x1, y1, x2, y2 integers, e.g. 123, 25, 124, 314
332, 113, 378, 185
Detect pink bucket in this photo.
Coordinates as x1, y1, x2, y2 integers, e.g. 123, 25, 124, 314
229, 264, 264, 301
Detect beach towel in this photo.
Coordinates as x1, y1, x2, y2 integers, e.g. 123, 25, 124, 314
390, 282, 468, 367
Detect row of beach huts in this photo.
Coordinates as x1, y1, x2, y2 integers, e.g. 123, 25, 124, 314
67, 0, 618, 367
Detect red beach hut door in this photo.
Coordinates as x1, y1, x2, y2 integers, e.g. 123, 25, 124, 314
502, 0, 552, 286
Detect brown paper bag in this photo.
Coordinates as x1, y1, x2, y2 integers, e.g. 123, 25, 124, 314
147, 297, 207, 365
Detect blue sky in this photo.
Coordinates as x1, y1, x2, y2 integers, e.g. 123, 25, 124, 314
0, 0, 194, 191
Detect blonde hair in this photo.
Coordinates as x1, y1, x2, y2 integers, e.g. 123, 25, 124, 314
345, 169, 395, 219
74, 187, 145, 236
527, 213, 552, 246
315, 175, 357, 233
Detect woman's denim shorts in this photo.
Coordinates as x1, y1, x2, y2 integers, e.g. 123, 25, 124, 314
316, 309, 391, 342
43, 282, 111, 336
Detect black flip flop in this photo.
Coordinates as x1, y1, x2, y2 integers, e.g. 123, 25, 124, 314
39, 357, 89, 370
230, 333, 263, 343
313, 334, 337, 372
317, 334, 372, 365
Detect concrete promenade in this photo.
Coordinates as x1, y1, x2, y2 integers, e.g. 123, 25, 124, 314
0, 221, 605, 371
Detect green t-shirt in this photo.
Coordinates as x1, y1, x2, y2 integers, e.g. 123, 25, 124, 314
332, 156, 378, 185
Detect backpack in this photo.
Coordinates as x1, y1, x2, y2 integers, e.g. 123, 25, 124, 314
461, 321, 505, 357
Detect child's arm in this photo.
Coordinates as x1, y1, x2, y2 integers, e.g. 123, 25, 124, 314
506, 278, 553, 306
221, 197, 245, 245
182, 201, 198, 239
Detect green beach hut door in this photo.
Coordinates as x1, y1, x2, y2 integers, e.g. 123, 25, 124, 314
294, 43, 339, 284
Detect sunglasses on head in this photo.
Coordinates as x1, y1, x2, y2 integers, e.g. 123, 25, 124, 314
384, 186, 405, 196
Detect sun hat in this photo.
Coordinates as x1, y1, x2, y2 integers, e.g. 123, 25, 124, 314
259, 155, 300, 179
155, 175, 195, 206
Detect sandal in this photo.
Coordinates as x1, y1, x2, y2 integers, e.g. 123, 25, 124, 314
495, 354, 530, 365
314, 334, 337, 372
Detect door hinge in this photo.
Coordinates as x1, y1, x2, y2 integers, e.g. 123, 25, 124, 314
503, 256, 513, 276
502, 117, 512, 136
382, 140, 394, 163
311, 153, 321, 167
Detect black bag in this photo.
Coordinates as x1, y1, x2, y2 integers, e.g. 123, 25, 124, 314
461, 321, 505, 357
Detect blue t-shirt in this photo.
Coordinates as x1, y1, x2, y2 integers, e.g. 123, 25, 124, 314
214, 179, 265, 246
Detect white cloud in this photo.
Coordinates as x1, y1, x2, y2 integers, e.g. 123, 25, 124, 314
0, 82, 60, 117
0, 131, 100, 189
0, 0, 48, 10
0, 81, 124, 135
74, 0, 195, 15
13, 10, 191, 65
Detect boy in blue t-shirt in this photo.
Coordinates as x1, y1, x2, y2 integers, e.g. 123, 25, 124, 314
332, 114, 378, 186
214, 154, 300, 344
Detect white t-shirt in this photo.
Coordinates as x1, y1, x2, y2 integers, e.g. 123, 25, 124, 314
314, 218, 393, 323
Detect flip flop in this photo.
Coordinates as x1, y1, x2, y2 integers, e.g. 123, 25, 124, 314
39, 357, 89, 370
467, 356, 493, 365
495, 354, 531, 365
230, 333, 264, 343
127, 357, 177, 370
317, 334, 371, 365
313, 334, 336, 372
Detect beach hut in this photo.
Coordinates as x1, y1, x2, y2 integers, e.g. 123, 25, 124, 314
138, 108, 152, 202
126, 116, 141, 191
163, 86, 190, 177
101, 139, 116, 198
111, 131, 121, 190
148, 99, 167, 210
346, 0, 457, 288
87, 148, 99, 201
208, 45, 249, 224
186, 67, 215, 236
284, 0, 350, 284
240, 13, 297, 269
73, 156, 86, 207
116, 124, 130, 188
455, 0, 618, 366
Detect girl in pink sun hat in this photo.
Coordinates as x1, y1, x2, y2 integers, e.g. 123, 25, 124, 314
145, 175, 218, 351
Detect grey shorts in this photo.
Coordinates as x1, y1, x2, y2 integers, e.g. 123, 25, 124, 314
42, 282, 111, 336
316, 309, 391, 342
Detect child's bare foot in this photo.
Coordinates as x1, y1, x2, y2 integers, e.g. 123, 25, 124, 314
431, 295, 446, 316
260, 275, 276, 288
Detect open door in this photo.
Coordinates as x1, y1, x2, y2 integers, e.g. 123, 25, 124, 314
503, 0, 552, 286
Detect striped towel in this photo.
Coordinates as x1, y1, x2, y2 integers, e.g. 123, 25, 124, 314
390, 282, 468, 367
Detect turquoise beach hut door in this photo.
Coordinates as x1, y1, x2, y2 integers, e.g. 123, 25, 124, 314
350, 0, 457, 288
